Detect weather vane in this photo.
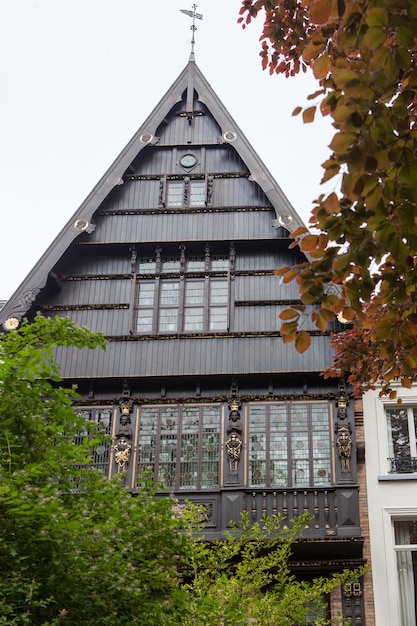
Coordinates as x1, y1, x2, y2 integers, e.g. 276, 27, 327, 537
180, 4, 203, 59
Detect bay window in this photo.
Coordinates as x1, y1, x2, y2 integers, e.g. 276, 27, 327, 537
247, 402, 332, 488
136, 405, 221, 490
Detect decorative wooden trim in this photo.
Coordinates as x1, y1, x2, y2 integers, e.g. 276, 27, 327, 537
40, 304, 129, 311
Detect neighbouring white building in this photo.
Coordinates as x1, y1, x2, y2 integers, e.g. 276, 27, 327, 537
364, 384, 417, 625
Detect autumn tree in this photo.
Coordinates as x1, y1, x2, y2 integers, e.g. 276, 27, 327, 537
239, 0, 417, 397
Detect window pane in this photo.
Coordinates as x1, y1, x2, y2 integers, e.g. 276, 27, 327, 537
159, 309, 178, 331
387, 408, 411, 459
270, 405, 288, 487
202, 407, 220, 488
136, 312, 153, 333
394, 521, 417, 626
162, 257, 181, 272
137, 409, 158, 476
395, 521, 417, 545
248, 402, 332, 488
187, 256, 205, 271
210, 280, 228, 303
185, 281, 204, 304
138, 258, 156, 274
166, 181, 184, 207
209, 307, 227, 330
291, 405, 309, 485
211, 256, 229, 271
159, 407, 178, 489
137, 283, 155, 306
136, 405, 220, 491
74, 408, 112, 476
396, 550, 417, 625
160, 282, 179, 305
311, 403, 331, 485
184, 308, 204, 331
189, 180, 206, 206
249, 406, 267, 487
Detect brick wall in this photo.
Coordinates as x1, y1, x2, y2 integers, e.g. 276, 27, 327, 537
355, 395, 375, 626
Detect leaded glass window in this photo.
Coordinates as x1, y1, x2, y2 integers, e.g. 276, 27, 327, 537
136, 405, 221, 490
75, 408, 113, 476
248, 402, 332, 488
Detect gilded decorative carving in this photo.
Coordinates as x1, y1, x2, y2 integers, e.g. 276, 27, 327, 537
226, 433, 242, 471
335, 386, 352, 471
336, 427, 352, 470
114, 438, 132, 474
225, 397, 243, 472
114, 400, 133, 474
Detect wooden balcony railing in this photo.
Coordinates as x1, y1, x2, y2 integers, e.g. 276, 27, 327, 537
171, 486, 361, 539
243, 489, 337, 534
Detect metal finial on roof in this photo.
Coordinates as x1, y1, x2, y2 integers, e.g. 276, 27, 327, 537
180, 5, 203, 61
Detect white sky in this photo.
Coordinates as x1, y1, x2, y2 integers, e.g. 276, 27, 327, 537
0, 0, 335, 300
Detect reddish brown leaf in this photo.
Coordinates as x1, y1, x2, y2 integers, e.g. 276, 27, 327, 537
279, 308, 300, 321
302, 106, 317, 123
309, 0, 332, 24
295, 330, 312, 353
312, 54, 331, 79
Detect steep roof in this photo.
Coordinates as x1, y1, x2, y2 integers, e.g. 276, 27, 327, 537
1, 59, 305, 329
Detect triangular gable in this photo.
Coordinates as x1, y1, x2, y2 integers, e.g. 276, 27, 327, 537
1, 60, 305, 329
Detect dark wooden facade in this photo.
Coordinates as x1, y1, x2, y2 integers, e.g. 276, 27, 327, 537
1, 59, 366, 621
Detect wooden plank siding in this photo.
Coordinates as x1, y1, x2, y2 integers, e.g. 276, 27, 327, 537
55, 335, 334, 379
86, 211, 279, 244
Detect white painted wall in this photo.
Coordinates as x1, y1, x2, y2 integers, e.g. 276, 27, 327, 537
364, 386, 417, 626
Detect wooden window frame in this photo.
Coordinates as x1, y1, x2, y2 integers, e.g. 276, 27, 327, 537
160, 175, 212, 208
247, 402, 333, 489
136, 404, 222, 491
133, 247, 232, 335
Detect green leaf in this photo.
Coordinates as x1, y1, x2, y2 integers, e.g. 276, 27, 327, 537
329, 132, 356, 154
365, 7, 388, 27
362, 26, 386, 50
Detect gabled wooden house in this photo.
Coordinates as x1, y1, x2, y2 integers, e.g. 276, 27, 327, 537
0, 57, 367, 622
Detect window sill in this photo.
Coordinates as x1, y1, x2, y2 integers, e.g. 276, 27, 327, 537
378, 474, 417, 481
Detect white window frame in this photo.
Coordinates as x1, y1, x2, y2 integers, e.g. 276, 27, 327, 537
371, 389, 417, 477
386, 406, 417, 473
383, 507, 417, 626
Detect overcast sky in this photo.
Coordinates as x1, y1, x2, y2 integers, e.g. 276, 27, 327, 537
0, 0, 334, 300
